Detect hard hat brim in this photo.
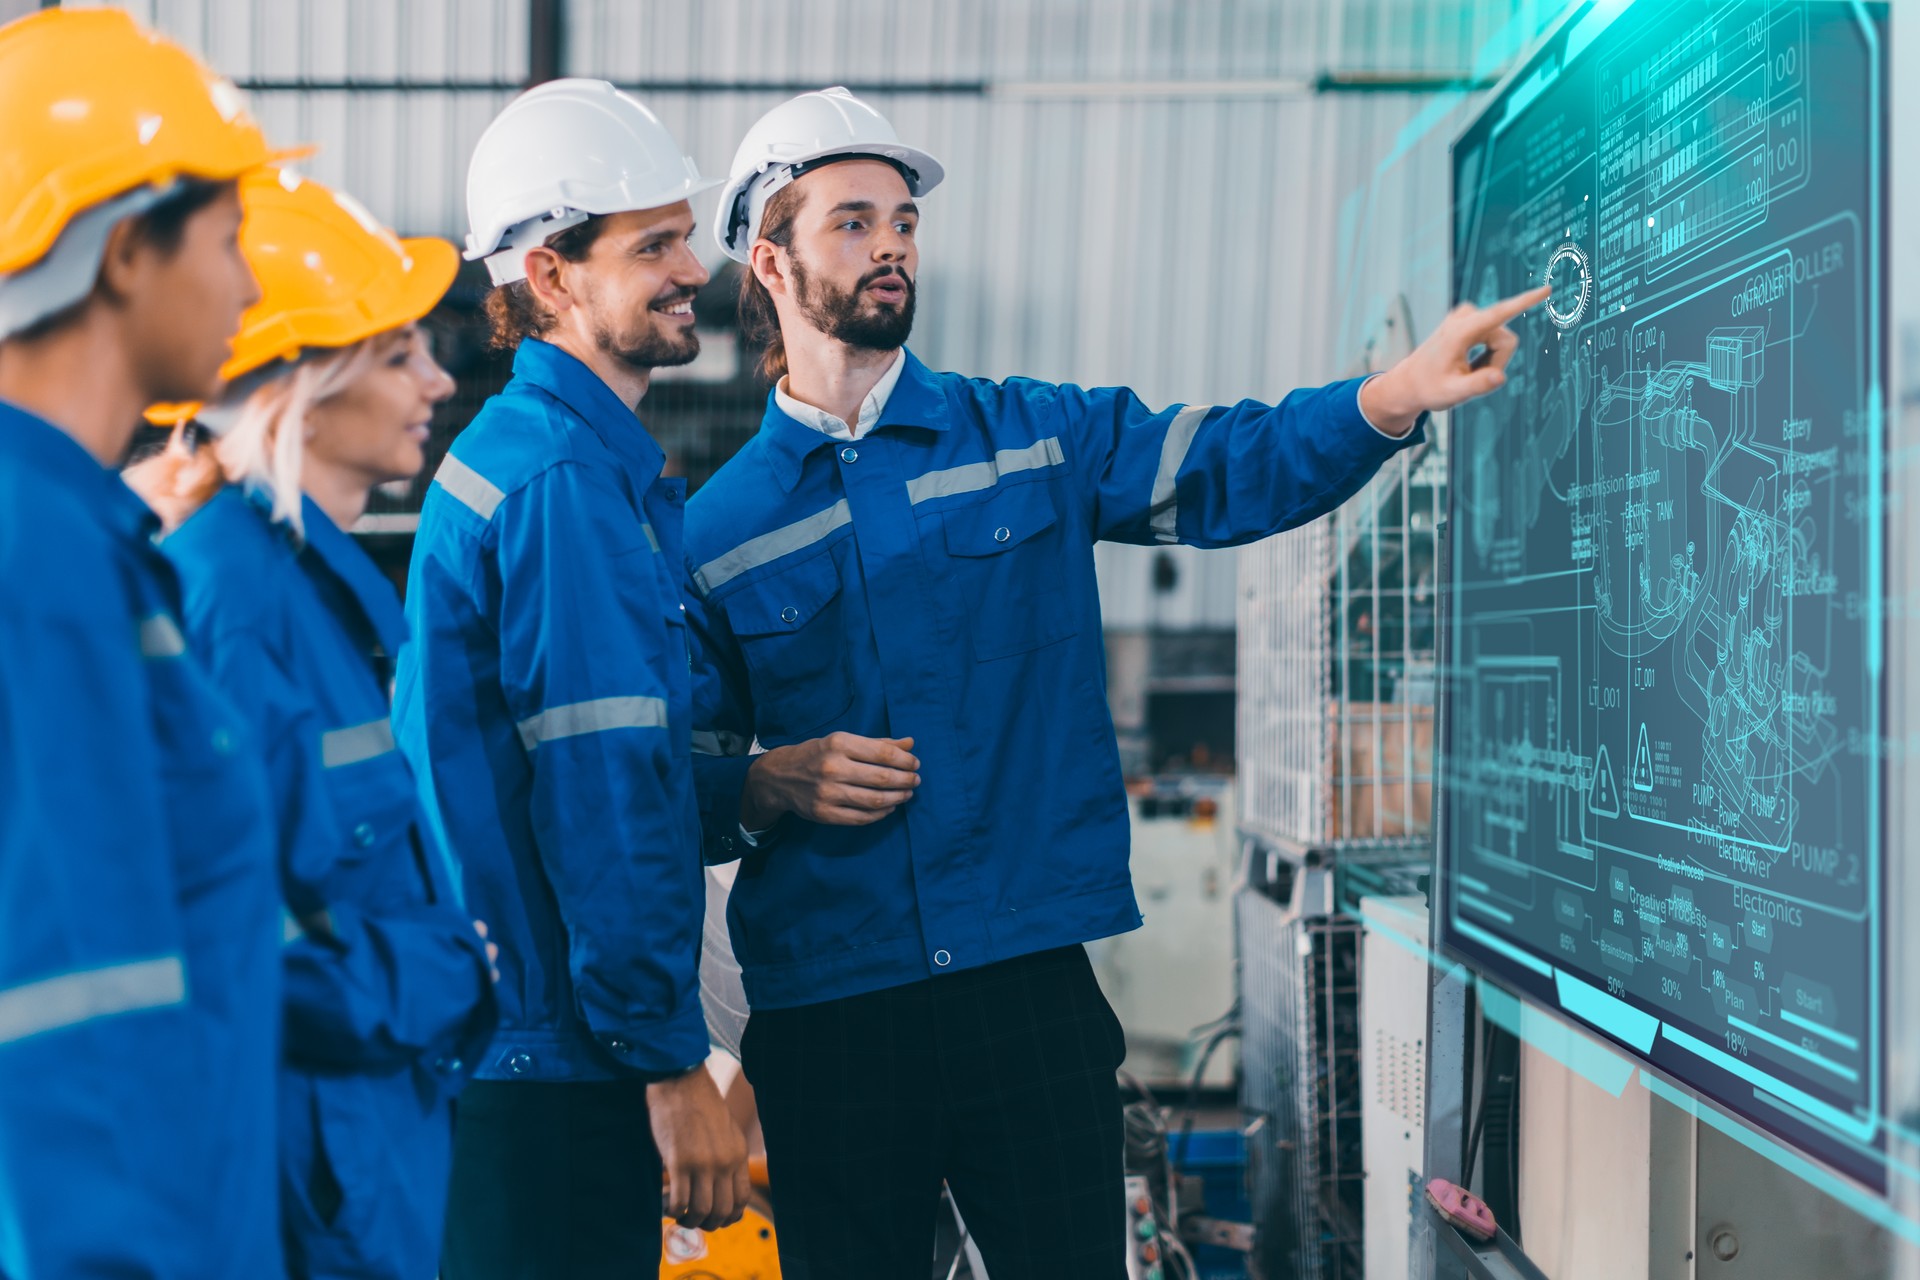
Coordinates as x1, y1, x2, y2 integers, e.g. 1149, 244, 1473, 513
222, 232, 460, 382
466, 174, 725, 268
714, 144, 944, 264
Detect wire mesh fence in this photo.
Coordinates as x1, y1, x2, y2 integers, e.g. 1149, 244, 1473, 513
1236, 428, 1445, 852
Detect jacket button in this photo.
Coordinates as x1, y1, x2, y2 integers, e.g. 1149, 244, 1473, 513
993, 526, 1011, 543
933, 949, 952, 967
438, 1057, 462, 1074
352, 823, 375, 848
609, 1038, 630, 1054
780, 606, 799, 624
507, 1052, 533, 1075
720, 835, 735, 852
840, 447, 858, 464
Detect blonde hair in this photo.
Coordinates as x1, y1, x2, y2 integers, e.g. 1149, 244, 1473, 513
138, 337, 385, 537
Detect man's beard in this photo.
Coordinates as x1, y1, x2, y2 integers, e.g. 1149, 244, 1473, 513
594, 286, 702, 370
791, 255, 916, 351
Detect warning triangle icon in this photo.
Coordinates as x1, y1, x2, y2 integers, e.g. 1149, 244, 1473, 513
1632, 722, 1655, 792
1589, 744, 1620, 818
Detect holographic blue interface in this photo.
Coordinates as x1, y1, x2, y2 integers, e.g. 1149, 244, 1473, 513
1444, 0, 1886, 1181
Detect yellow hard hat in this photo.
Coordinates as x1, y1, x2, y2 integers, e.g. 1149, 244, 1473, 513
0, 7, 304, 277
144, 169, 460, 426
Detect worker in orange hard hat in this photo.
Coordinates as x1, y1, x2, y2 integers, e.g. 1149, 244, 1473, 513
0, 8, 302, 1277
127, 166, 501, 1280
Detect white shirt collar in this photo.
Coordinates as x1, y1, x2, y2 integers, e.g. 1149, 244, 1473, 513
773, 349, 908, 442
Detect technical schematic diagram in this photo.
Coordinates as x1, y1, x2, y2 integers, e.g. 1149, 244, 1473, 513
1444, 0, 1885, 1183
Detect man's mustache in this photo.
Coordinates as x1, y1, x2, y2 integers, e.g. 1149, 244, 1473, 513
649, 286, 700, 310
858, 265, 913, 293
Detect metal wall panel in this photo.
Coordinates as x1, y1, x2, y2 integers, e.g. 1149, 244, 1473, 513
79, 0, 1541, 631
80, 0, 526, 238
564, 0, 1537, 85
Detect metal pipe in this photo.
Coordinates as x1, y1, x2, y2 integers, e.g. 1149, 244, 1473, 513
228, 71, 1488, 98
527, 0, 564, 86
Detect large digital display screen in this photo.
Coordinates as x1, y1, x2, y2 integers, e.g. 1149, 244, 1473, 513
1444, 0, 1886, 1181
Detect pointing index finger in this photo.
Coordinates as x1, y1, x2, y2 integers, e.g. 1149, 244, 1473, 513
1477, 283, 1552, 329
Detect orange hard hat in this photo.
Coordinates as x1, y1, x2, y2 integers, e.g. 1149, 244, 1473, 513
222, 168, 458, 379
146, 168, 459, 425
0, 7, 305, 276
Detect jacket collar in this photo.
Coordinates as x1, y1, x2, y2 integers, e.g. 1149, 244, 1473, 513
294, 493, 408, 659
0, 399, 159, 545
758, 348, 949, 493
511, 338, 666, 488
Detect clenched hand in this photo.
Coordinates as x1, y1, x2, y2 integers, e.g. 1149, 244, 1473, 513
648, 1066, 750, 1232
741, 733, 921, 829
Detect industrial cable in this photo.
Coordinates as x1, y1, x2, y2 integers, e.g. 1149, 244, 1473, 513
1170, 1020, 1242, 1169
1462, 1021, 1494, 1188
1116, 1071, 1201, 1280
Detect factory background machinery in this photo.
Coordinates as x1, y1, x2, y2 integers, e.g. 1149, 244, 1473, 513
39, 0, 1920, 1275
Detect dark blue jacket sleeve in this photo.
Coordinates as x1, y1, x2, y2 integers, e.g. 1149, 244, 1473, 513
0, 599, 205, 1276
493, 462, 709, 1075
685, 575, 761, 865
1056, 375, 1425, 547
203, 629, 496, 1078
281, 901, 497, 1076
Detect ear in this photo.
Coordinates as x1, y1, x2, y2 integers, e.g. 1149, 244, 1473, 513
749, 239, 791, 301
521, 245, 575, 316
93, 214, 150, 307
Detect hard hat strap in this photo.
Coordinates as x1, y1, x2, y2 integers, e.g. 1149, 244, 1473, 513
480, 205, 593, 287
737, 152, 919, 256
0, 182, 173, 343
786, 152, 918, 190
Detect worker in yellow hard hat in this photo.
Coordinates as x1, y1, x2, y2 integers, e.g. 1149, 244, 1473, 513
126, 165, 500, 1280
0, 8, 301, 1277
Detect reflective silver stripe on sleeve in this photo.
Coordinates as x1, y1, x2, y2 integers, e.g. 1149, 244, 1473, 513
642, 523, 661, 553
434, 454, 506, 520
904, 437, 1065, 505
517, 695, 669, 751
691, 729, 753, 757
0, 955, 186, 1046
1148, 405, 1212, 544
138, 613, 186, 659
694, 500, 852, 594
321, 718, 396, 769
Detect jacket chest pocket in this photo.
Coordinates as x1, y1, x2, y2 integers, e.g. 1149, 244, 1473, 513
940, 481, 1080, 661
316, 743, 435, 911
722, 552, 855, 740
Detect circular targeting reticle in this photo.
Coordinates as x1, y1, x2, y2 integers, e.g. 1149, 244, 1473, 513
1544, 241, 1592, 330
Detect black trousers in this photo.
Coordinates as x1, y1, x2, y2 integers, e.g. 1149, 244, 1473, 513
440, 1078, 663, 1280
742, 944, 1129, 1280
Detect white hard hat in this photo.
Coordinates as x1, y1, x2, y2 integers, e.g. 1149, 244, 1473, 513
713, 86, 944, 264
465, 78, 721, 286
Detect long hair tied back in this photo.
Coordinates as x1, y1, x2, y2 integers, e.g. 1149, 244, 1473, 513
141, 338, 385, 538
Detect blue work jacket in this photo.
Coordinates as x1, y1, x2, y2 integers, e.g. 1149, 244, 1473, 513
0, 404, 281, 1277
165, 486, 498, 1280
685, 353, 1422, 1009
396, 339, 749, 1082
